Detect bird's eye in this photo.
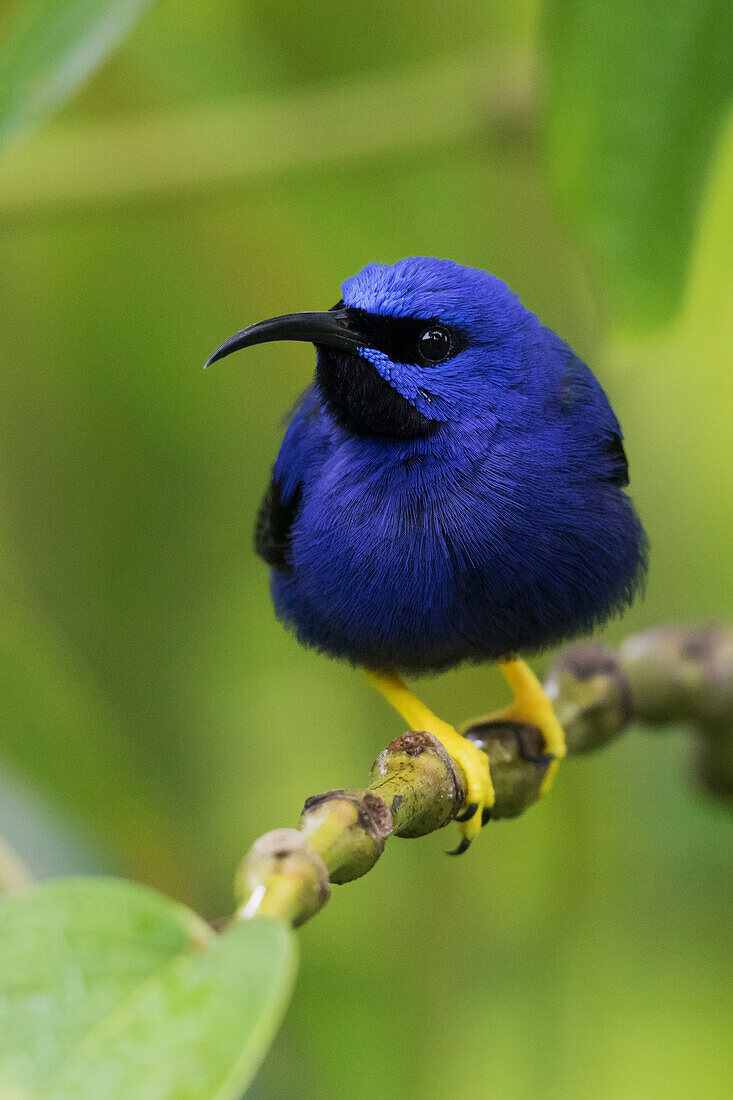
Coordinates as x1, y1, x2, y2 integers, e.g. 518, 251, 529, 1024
418, 326, 452, 364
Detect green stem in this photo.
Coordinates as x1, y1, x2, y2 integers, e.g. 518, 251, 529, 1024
234, 624, 733, 928
0, 52, 533, 215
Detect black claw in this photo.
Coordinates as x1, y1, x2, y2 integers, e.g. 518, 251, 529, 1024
455, 803, 478, 823
481, 807, 492, 826
446, 836, 472, 856
516, 725, 554, 765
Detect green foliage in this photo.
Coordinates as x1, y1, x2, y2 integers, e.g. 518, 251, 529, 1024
543, 0, 732, 328
0, 879, 296, 1099
0, 2, 730, 1097
0, 597, 184, 886
0, 0, 158, 150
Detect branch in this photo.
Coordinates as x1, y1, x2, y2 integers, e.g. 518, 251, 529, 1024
234, 624, 733, 928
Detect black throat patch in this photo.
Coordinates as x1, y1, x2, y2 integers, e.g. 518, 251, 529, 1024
313, 300, 454, 439
315, 347, 439, 439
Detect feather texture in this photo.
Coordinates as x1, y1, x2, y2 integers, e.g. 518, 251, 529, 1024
254, 258, 647, 673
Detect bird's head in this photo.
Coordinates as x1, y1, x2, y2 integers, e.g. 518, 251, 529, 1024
206, 257, 534, 439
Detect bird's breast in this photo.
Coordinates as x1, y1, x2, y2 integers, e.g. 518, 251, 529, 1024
285, 448, 492, 634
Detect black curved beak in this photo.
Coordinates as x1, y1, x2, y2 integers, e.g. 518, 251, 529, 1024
204, 308, 368, 368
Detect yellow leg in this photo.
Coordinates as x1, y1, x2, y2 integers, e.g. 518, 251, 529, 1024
460, 659, 566, 795
365, 669, 494, 852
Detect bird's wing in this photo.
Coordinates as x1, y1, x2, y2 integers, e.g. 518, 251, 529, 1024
254, 477, 302, 570
601, 431, 630, 487
557, 342, 630, 487
254, 384, 323, 571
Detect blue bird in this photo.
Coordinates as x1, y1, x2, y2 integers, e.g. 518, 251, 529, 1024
206, 257, 647, 851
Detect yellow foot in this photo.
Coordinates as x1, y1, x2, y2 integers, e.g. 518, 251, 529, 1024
461, 659, 566, 795
364, 669, 494, 853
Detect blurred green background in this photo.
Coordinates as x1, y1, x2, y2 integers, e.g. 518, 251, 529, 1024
0, 1, 731, 1096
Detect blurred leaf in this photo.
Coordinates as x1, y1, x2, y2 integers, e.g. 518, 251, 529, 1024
0, 834, 32, 895
0, 0, 159, 151
543, 0, 732, 329
0, 878, 296, 1099
0, 587, 186, 892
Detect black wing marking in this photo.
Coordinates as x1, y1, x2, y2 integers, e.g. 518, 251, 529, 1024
254, 475, 302, 571
558, 350, 630, 488
603, 432, 630, 487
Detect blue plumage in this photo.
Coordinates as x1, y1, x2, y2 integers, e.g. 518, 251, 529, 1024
214, 257, 647, 674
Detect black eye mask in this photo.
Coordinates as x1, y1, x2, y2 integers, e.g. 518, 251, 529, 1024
330, 300, 465, 368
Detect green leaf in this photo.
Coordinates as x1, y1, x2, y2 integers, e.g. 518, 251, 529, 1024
0, 878, 297, 1099
542, 0, 732, 329
0, 0, 159, 151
